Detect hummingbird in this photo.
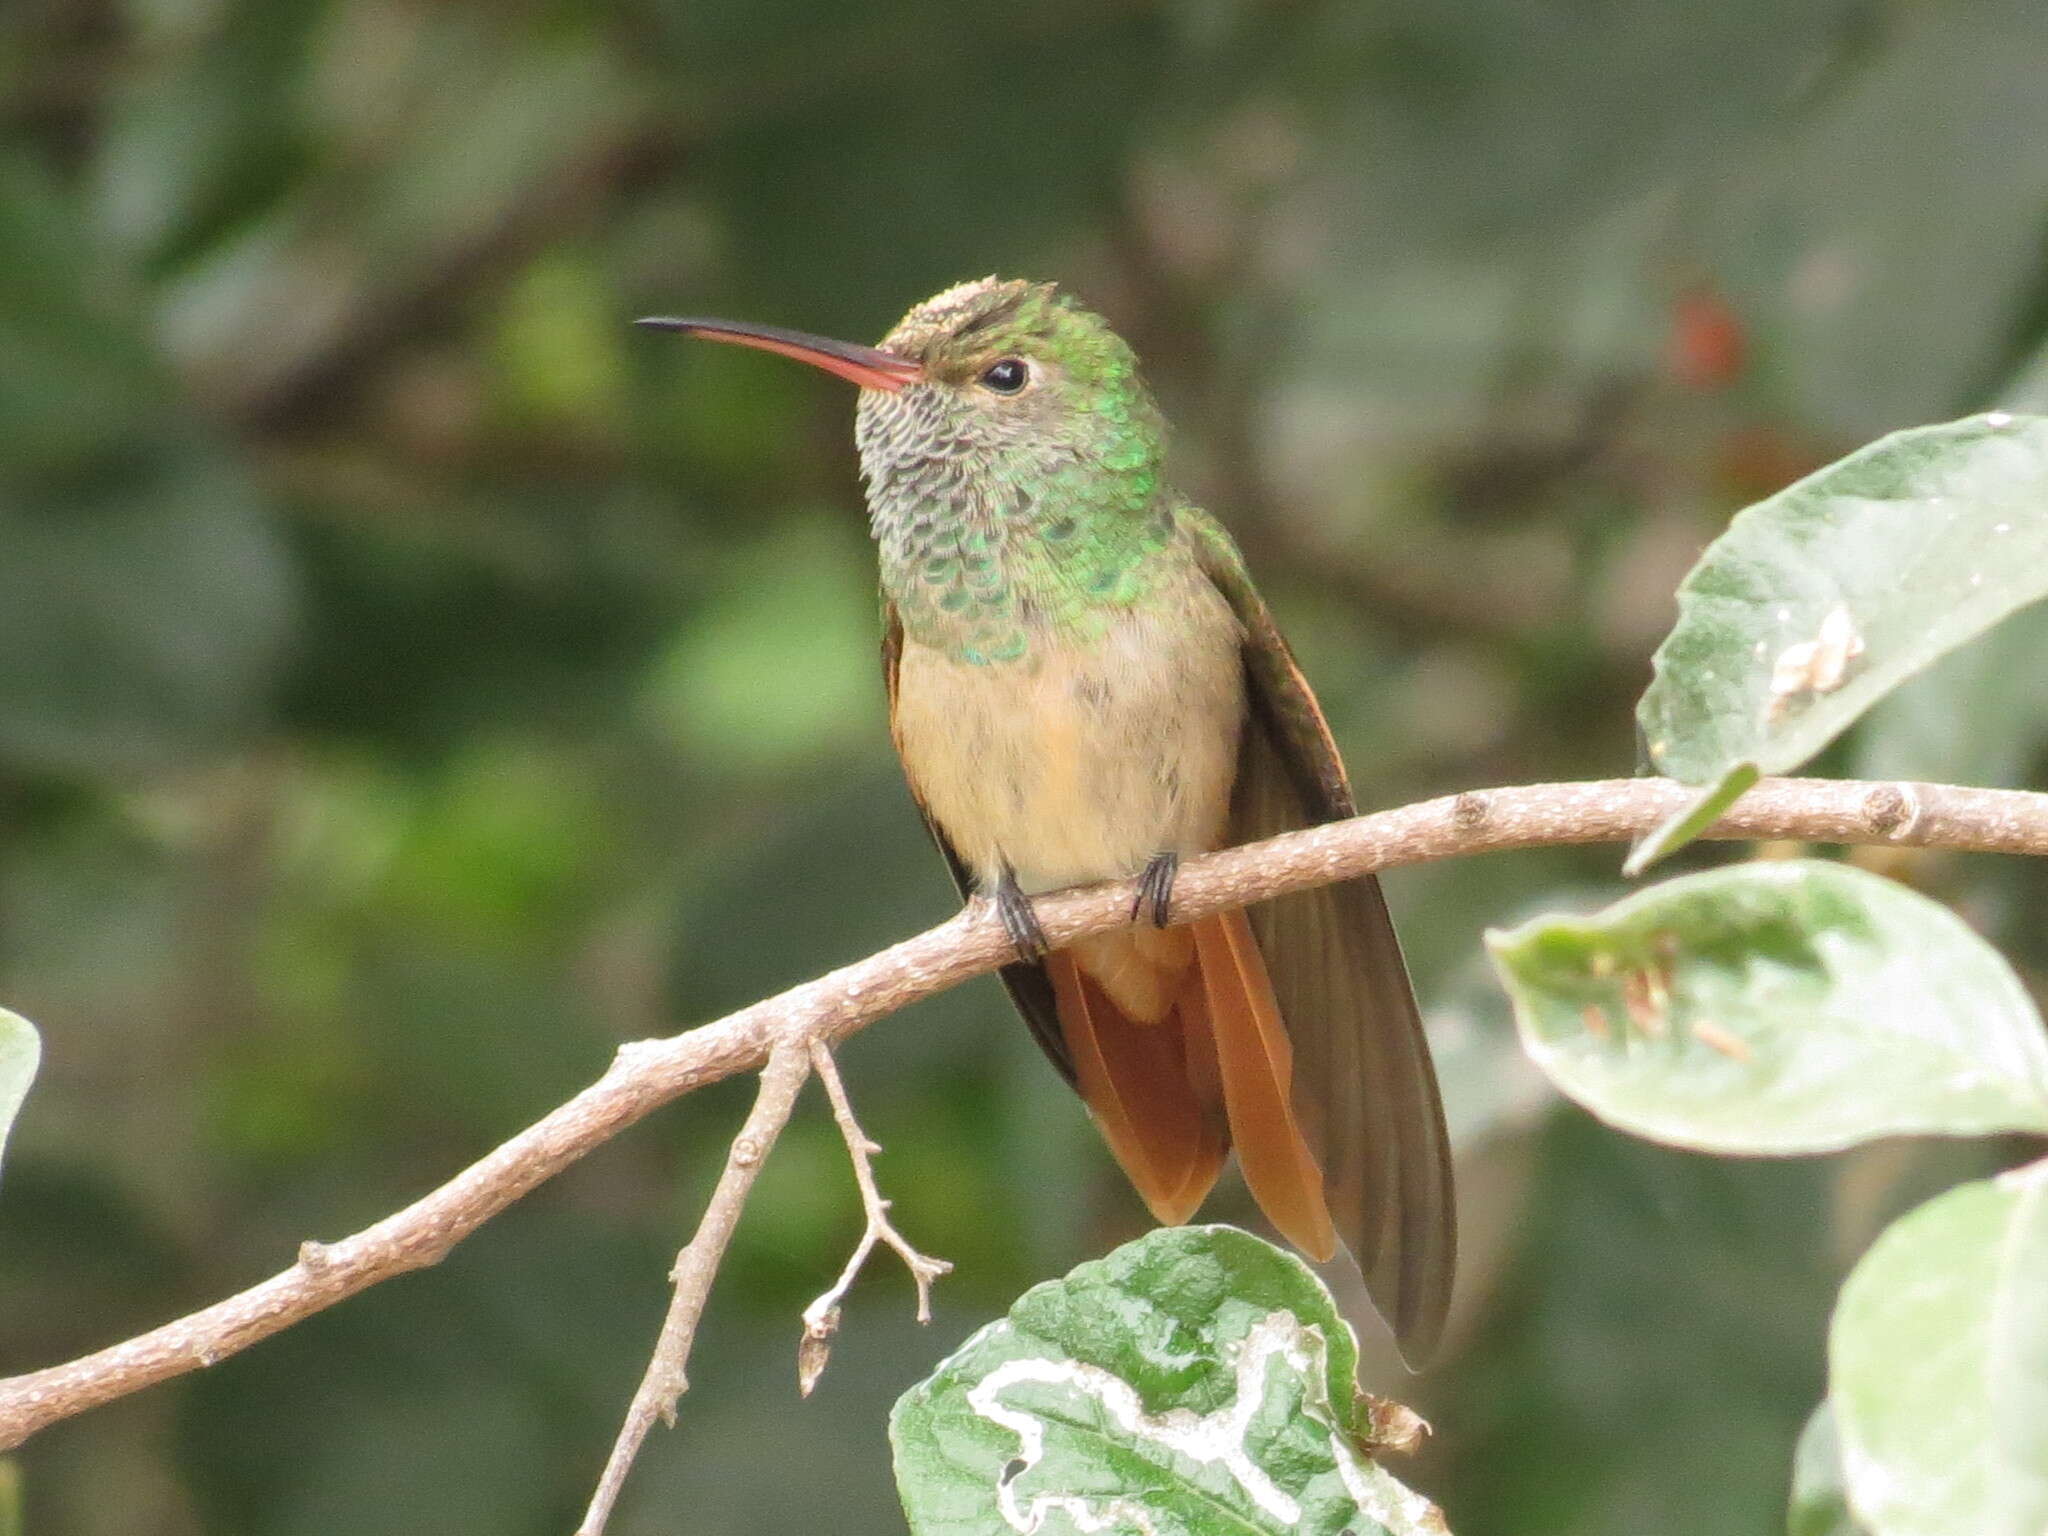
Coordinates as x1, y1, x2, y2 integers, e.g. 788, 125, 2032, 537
639, 279, 1455, 1362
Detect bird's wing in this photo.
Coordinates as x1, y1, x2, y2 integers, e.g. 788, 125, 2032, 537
1186, 507, 1456, 1366
882, 600, 1072, 1082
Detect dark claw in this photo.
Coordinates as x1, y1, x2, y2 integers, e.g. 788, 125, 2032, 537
995, 868, 1050, 961
1133, 852, 1178, 928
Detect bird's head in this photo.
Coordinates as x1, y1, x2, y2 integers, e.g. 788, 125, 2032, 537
639, 279, 1166, 530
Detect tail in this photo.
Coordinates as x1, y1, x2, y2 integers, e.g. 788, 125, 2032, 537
1046, 909, 1335, 1257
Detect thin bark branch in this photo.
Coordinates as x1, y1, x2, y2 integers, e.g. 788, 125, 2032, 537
798, 1037, 953, 1397
1, 774, 2045, 1448
576, 1043, 811, 1536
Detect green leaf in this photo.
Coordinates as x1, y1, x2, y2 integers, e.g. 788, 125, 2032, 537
1789, 1403, 1868, 1536
1831, 1162, 2048, 1536
1851, 598, 2048, 790
0, 1010, 38, 1177
890, 1225, 1444, 1536
1638, 414, 2048, 788
1486, 860, 2048, 1153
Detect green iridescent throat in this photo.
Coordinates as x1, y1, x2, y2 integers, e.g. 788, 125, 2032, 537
875, 480, 1179, 665
856, 284, 1179, 666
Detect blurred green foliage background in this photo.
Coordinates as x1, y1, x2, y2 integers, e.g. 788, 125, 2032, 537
4, 1, 2048, 1532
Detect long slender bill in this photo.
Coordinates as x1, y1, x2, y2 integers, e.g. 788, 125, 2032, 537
635, 316, 922, 391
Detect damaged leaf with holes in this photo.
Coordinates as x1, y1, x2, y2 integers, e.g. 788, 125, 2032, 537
1487, 860, 2048, 1154
890, 1225, 1445, 1536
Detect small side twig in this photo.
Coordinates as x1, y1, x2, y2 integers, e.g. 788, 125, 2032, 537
576, 1043, 812, 1536
798, 1037, 953, 1396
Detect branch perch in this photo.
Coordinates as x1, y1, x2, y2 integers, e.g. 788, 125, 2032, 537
3, 775, 2045, 1451
798, 1036, 953, 1397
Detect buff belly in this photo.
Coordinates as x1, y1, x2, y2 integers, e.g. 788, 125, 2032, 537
891, 584, 1245, 898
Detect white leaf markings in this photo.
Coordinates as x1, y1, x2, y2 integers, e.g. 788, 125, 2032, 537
963, 1309, 1438, 1535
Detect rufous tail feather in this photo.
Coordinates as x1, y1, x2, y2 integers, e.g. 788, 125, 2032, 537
1045, 948, 1223, 1223
1186, 911, 1336, 1260
1050, 912, 1334, 1258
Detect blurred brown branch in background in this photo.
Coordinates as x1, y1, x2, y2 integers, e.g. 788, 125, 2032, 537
0, 774, 2043, 1495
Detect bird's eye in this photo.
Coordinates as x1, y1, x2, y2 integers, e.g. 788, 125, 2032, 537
979, 357, 1029, 394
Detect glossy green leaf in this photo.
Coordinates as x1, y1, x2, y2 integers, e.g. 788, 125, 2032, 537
0, 1011, 38, 1178
1852, 598, 2048, 790
1487, 860, 2048, 1153
890, 1226, 1443, 1536
1639, 414, 2048, 788
1831, 1162, 2048, 1536
1789, 1403, 1867, 1536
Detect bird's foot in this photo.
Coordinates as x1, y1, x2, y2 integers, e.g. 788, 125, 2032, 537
1132, 852, 1178, 929
994, 869, 1050, 962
